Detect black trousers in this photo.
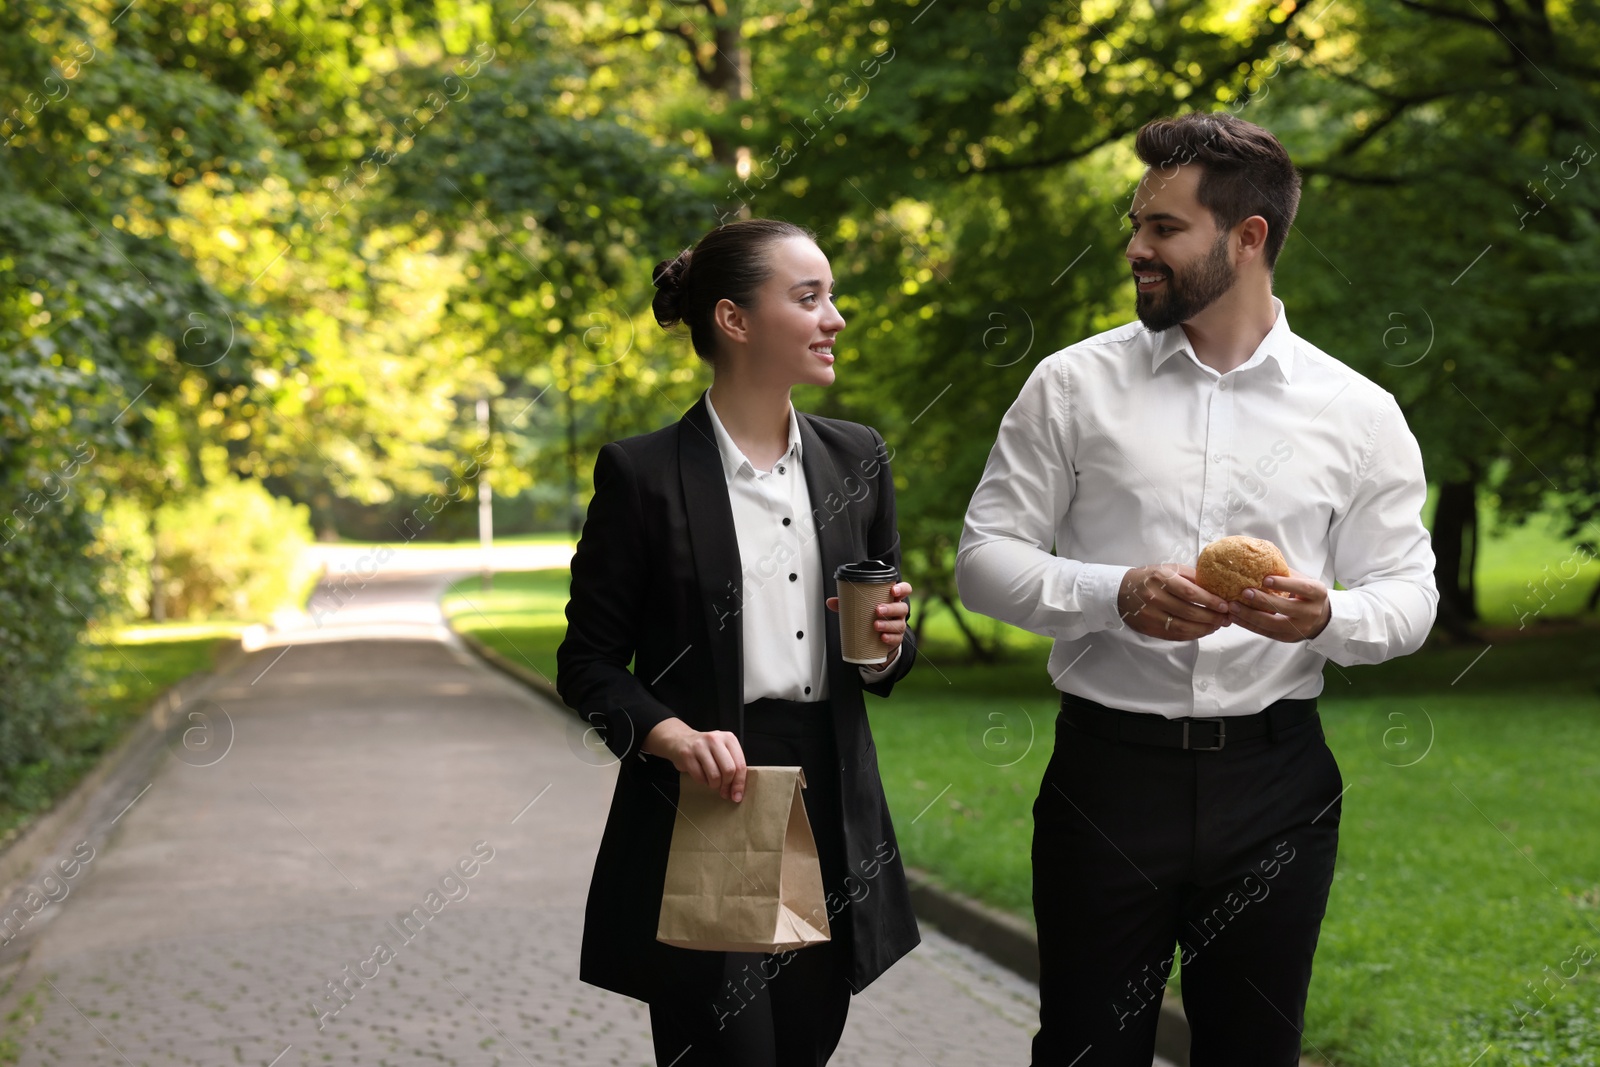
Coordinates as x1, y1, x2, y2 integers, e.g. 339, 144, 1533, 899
649, 696, 854, 1067
1030, 693, 1343, 1067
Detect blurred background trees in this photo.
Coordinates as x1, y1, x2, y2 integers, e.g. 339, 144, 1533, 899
3, 0, 1597, 747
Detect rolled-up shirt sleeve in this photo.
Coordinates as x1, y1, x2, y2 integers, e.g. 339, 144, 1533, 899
1303, 393, 1439, 665
955, 356, 1130, 641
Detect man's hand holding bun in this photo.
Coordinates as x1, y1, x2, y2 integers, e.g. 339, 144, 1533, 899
1225, 571, 1333, 642
1193, 535, 1332, 643
1117, 564, 1233, 641
1116, 537, 1334, 644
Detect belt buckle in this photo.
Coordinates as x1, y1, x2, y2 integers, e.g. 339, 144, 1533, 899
1182, 718, 1226, 751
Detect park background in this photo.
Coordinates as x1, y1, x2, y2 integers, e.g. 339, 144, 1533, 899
2, 0, 1599, 1062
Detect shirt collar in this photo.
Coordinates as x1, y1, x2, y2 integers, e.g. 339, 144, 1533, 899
702, 387, 804, 482
1150, 294, 1296, 383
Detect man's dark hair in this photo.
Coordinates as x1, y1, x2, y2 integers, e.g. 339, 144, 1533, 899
1134, 112, 1302, 271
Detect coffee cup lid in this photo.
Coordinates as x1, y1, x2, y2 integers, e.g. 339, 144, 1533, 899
835, 558, 898, 583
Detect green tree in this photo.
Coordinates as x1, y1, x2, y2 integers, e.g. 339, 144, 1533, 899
1261, 0, 1600, 633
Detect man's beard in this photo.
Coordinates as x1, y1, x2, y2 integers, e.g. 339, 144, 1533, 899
1135, 233, 1236, 332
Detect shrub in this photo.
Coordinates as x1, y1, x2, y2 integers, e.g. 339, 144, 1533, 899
0, 472, 106, 817
148, 476, 314, 621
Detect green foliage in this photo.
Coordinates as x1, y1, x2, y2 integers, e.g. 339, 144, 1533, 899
1, 0, 291, 783
0, 628, 226, 842
144, 475, 314, 621
1456, 998, 1600, 1067
3, 0, 1598, 857
364, 41, 716, 504
1257, 0, 1600, 543
0, 454, 107, 810
88, 491, 163, 627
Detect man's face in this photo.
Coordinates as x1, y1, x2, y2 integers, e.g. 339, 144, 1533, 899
1125, 163, 1237, 332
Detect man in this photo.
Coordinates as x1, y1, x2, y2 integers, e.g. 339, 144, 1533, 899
954, 112, 1438, 1066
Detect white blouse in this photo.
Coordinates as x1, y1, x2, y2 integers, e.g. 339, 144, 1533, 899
703, 388, 898, 704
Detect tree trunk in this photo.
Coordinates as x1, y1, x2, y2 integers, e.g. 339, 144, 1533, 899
1431, 479, 1479, 639
704, 3, 750, 169
148, 510, 166, 622
313, 490, 339, 541
939, 593, 997, 663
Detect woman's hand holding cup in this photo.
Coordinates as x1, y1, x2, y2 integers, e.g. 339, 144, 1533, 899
641, 718, 748, 803
827, 578, 913, 666
832, 563, 908, 671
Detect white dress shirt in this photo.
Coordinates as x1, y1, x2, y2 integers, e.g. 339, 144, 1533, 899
703, 389, 899, 704
955, 297, 1438, 719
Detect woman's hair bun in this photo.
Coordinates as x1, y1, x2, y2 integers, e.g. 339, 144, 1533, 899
651, 251, 692, 329
649, 220, 814, 361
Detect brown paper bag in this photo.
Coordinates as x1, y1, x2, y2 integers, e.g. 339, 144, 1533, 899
655, 765, 831, 953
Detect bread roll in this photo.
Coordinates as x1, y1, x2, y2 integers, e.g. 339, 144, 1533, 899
1196, 536, 1291, 602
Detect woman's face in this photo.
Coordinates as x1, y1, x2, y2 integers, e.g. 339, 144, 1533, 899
722, 236, 845, 388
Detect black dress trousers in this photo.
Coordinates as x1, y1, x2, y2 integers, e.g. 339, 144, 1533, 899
648, 696, 855, 1067
1030, 694, 1344, 1067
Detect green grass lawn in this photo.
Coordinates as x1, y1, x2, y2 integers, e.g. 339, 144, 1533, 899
1469, 516, 1599, 628
0, 622, 238, 845
1419, 487, 1600, 628
441, 570, 569, 692
874, 628, 1600, 1067
445, 560, 1600, 1066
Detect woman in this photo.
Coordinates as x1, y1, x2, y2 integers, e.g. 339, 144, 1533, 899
555, 218, 921, 1066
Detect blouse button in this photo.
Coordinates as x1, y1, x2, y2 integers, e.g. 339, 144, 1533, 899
789, 573, 797, 581
796, 630, 804, 639
778, 465, 786, 473
804, 686, 812, 695
782, 517, 791, 526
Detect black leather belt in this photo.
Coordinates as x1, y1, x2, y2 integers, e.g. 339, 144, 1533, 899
1058, 691, 1318, 751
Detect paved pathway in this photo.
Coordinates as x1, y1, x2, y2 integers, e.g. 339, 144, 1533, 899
0, 570, 1174, 1066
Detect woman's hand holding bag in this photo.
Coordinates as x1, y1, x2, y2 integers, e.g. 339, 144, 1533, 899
642, 718, 749, 803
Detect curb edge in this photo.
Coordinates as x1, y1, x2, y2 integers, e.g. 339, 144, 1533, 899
902, 866, 1193, 1065
0, 636, 248, 1002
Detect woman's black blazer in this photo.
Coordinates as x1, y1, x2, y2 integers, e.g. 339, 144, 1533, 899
555, 391, 921, 1004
